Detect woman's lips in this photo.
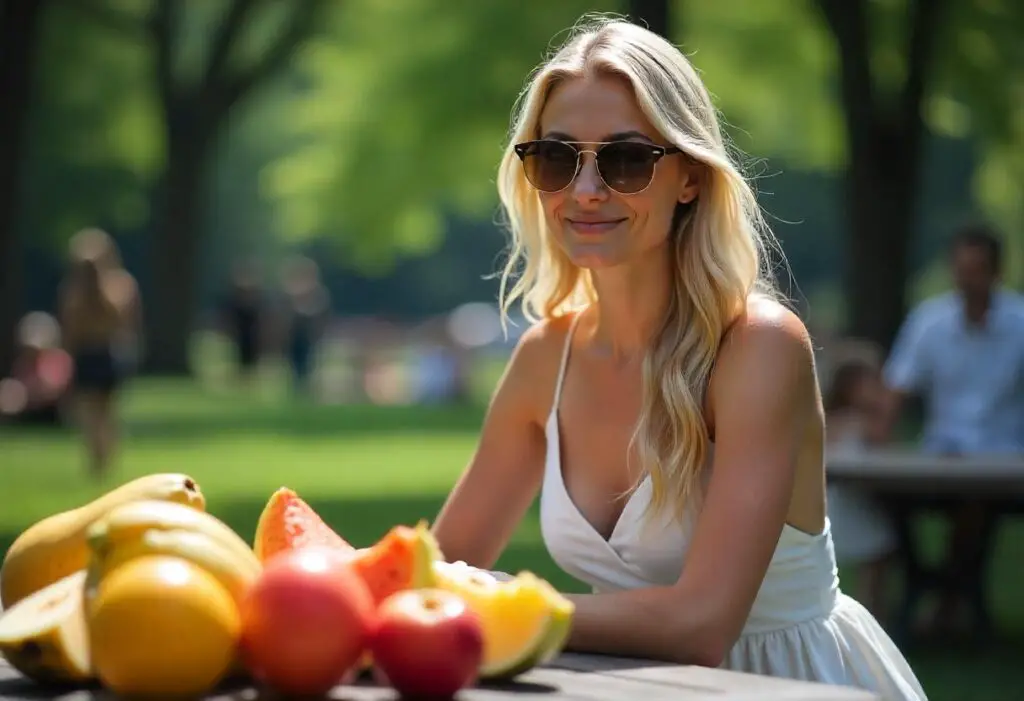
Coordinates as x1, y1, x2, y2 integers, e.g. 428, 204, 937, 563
566, 218, 627, 235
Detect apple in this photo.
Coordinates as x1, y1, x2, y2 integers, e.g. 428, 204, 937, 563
239, 547, 376, 696
371, 588, 484, 698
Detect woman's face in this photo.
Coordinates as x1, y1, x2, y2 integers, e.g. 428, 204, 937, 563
535, 73, 700, 270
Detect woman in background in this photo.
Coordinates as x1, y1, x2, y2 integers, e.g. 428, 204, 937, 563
59, 229, 141, 479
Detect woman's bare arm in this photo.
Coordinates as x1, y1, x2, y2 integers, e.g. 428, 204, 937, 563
431, 322, 556, 569
562, 303, 819, 666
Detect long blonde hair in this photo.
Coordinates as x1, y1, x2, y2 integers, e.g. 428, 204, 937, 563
496, 15, 783, 521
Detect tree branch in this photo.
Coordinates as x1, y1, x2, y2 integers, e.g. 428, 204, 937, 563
213, 0, 324, 115
815, 0, 875, 153
61, 0, 144, 40
148, 0, 177, 112
900, 0, 947, 132
204, 0, 260, 86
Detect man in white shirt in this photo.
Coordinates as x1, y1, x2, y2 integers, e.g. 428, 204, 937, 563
882, 222, 1024, 634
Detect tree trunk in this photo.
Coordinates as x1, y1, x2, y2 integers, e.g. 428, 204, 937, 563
142, 113, 210, 375
0, 0, 44, 376
843, 125, 920, 348
818, 0, 944, 351
627, 0, 671, 38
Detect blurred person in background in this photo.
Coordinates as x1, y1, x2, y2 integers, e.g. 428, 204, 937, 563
431, 15, 925, 699
279, 255, 330, 396
882, 221, 1024, 634
0, 312, 73, 426
823, 351, 898, 622
220, 258, 267, 386
58, 228, 142, 480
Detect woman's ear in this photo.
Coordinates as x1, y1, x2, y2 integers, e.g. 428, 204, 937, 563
678, 164, 701, 204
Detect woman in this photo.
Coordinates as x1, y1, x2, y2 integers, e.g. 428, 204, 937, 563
59, 228, 141, 479
431, 15, 926, 700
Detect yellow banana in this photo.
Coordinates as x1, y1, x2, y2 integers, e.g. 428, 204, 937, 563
86, 500, 258, 574
1, 474, 204, 608
88, 529, 261, 607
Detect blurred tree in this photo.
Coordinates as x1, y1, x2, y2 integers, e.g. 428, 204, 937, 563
73, 0, 327, 374
816, 0, 947, 349
693, 0, 1022, 347
263, 0, 619, 274
628, 0, 671, 37
0, 0, 45, 376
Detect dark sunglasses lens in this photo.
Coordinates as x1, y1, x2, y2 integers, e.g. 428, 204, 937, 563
597, 142, 658, 194
522, 141, 578, 192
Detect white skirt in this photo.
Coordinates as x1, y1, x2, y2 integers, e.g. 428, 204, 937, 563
724, 593, 927, 701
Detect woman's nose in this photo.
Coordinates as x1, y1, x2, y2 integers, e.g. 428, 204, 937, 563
571, 152, 607, 200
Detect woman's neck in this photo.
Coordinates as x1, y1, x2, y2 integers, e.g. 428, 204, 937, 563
588, 247, 672, 362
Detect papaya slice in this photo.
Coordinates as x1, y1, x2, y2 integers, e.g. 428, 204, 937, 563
347, 521, 442, 605
252, 488, 353, 563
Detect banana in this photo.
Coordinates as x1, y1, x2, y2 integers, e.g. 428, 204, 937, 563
86, 500, 259, 575
87, 529, 261, 608
1, 473, 205, 608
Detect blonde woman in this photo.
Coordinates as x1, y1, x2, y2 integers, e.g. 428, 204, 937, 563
431, 15, 926, 700
59, 228, 141, 479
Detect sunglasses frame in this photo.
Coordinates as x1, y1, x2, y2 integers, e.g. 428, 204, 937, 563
513, 139, 684, 195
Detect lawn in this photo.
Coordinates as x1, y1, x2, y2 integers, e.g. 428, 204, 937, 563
1, 378, 1020, 700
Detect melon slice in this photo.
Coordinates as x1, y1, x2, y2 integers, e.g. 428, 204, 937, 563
347, 521, 443, 605
0, 570, 92, 684
252, 487, 354, 563
433, 567, 575, 679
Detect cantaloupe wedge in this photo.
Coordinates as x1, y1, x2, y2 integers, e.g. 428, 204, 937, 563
433, 565, 574, 679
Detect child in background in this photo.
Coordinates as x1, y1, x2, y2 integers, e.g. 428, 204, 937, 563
825, 355, 898, 622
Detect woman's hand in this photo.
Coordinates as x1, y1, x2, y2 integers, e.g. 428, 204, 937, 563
564, 301, 820, 666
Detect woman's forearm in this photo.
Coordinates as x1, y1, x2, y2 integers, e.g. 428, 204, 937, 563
565, 586, 729, 668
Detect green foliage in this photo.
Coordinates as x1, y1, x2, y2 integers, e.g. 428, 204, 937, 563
263, 0, 619, 272
23, 1, 157, 246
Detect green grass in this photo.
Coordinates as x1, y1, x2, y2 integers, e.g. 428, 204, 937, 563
1, 379, 1021, 700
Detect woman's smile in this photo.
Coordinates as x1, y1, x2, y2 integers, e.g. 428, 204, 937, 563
565, 216, 629, 235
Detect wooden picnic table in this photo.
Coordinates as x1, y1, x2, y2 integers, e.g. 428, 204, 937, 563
0, 653, 878, 700
826, 448, 1024, 642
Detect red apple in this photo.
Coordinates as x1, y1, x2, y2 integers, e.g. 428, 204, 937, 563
239, 547, 376, 696
371, 588, 484, 698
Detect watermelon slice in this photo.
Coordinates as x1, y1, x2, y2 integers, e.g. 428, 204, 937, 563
253, 487, 354, 562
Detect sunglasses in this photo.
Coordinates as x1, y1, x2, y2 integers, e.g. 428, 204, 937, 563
513, 139, 684, 195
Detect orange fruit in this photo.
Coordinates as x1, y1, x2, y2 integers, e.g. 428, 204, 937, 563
88, 555, 240, 698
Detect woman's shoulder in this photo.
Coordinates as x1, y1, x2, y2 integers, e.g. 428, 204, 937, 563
503, 312, 580, 418
722, 294, 812, 353
102, 270, 139, 306
711, 295, 816, 393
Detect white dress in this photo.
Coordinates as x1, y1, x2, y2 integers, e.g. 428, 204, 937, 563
535, 315, 928, 701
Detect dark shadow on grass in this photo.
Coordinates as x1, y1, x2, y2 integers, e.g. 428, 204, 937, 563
122, 403, 488, 441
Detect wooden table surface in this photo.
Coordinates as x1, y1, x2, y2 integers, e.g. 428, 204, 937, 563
826, 448, 1024, 496
0, 653, 878, 700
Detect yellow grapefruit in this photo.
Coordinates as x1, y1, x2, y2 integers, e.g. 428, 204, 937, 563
88, 555, 240, 698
